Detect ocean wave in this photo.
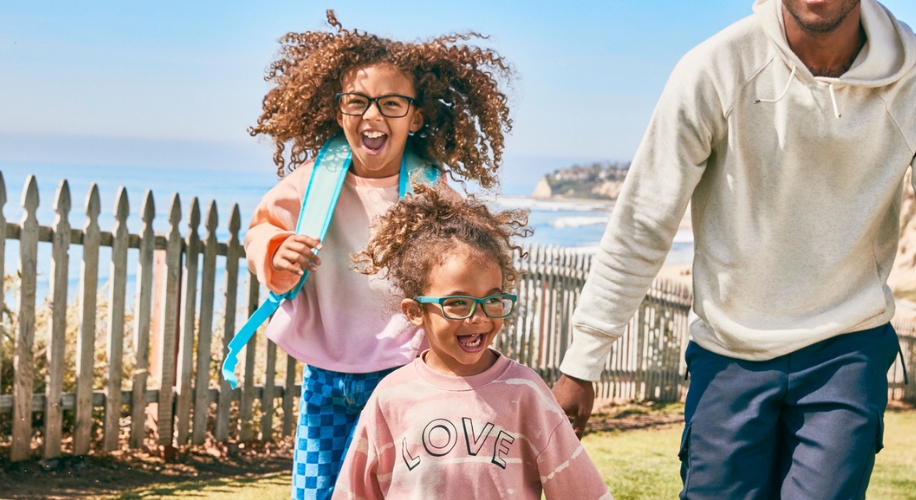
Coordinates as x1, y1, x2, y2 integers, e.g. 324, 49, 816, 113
549, 216, 610, 229
488, 195, 612, 213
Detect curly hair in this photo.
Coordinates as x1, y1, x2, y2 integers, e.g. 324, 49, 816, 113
250, 10, 513, 189
353, 184, 531, 301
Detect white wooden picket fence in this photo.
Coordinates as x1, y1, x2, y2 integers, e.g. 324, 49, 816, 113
0, 173, 913, 463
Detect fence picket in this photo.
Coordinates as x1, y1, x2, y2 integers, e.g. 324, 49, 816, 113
103, 188, 130, 451
156, 194, 183, 446
216, 204, 242, 442
261, 340, 277, 442
193, 201, 219, 445
176, 198, 201, 445
0, 173, 5, 401
44, 180, 71, 458
239, 275, 259, 442
11, 176, 39, 461
74, 184, 101, 456
130, 191, 155, 449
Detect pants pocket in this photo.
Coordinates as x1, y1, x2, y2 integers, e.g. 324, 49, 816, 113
678, 422, 692, 462
875, 411, 885, 454
678, 422, 692, 496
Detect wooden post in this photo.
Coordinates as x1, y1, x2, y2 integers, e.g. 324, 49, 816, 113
44, 180, 71, 459
239, 274, 259, 442
103, 188, 129, 451
261, 340, 276, 442
74, 184, 101, 457
175, 198, 200, 445
156, 194, 183, 447
130, 191, 156, 449
216, 205, 242, 442
0, 173, 7, 401
192, 200, 218, 445
11, 176, 39, 462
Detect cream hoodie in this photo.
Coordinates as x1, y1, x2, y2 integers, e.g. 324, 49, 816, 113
562, 0, 916, 381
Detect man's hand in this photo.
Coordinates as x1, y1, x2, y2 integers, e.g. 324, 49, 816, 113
552, 374, 595, 440
272, 235, 322, 275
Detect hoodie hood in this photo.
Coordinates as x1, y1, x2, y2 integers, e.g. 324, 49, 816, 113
753, 0, 916, 86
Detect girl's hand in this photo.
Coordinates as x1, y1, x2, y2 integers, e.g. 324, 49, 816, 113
271, 235, 323, 275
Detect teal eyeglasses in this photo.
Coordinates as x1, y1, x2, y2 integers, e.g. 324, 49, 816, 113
414, 294, 517, 320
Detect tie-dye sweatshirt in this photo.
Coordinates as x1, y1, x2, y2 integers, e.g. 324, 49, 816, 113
332, 351, 613, 500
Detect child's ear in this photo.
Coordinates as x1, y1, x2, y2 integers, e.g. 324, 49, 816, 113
401, 298, 425, 326
409, 109, 423, 133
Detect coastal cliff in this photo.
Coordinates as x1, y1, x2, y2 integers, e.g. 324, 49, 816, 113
531, 161, 629, 201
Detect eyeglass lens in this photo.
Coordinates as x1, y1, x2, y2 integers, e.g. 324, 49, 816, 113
441, 296, 515, 319
338, 93, 412, 118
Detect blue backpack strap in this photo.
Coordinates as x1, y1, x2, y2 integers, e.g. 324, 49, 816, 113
221, 138, 440, 389
401, 148, 440, 195
222, 136, 351, 388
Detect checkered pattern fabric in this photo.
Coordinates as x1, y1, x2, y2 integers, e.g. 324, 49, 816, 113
291, 365, 396, 500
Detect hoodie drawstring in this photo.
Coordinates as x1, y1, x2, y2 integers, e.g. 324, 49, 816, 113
753, 66, 842, 119
827, 83, 842, 118
754, 66, 797, 105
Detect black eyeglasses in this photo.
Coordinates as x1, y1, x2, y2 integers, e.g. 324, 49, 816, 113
336, 93, 417, 118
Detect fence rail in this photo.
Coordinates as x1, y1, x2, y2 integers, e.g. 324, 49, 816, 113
0, 173, 914, 463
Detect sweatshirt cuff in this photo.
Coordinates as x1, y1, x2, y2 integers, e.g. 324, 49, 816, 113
559, 324, 625, 382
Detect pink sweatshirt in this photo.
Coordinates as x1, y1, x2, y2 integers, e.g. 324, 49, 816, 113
333, 351, 613, 500
244, 163, 425, 373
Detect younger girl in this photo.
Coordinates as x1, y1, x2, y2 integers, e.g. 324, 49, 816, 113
243, 11, 512, 500
334, 185, 612, 500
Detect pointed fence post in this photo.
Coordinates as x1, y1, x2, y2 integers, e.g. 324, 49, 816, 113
239, 274, 259, 442
103, 188, 129, 451
216, 204, 242, 442
192, 200, 218, 445
156, 194, 183, 447
74, 184, 101, 456
130, 191, 156, 449
44, 180, 71, 459
0, 173, 6, 402
175, 198, 200, 445
11, 176, 39, 462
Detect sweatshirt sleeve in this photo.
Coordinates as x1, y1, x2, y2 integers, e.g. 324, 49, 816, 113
332, 403, 387, 500
560, 48, 727, 381
538, 421, 613, 500
243, 163, 314, 294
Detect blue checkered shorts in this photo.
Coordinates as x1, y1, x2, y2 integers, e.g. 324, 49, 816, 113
291, 364, 397, 500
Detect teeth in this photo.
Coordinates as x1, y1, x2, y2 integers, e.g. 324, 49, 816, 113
461, 335, 482, 347
363, 131, 385, 138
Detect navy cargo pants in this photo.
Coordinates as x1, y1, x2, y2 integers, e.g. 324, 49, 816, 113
678, 323, 901, 500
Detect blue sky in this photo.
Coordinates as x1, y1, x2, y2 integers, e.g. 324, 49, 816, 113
1, 1, 914, 192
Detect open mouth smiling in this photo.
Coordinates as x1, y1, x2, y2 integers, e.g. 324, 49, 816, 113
362, 130, 388, 152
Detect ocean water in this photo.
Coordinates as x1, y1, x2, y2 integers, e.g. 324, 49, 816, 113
0, 162, 694, 303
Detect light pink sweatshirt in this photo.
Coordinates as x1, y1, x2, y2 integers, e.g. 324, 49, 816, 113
333, 351, 613, 500
244, 163, 425, 373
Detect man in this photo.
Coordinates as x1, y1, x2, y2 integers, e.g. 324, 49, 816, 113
552, 0, 915, 498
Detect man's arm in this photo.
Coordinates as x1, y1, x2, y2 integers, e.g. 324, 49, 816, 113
551, 374, 594, 439
554, 43, 727, 432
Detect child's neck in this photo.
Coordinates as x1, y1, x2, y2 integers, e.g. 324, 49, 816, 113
421, 349, 499, 377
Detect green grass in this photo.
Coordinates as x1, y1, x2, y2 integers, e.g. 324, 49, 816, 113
99, 409, 916, 500
97, 472, 290, 499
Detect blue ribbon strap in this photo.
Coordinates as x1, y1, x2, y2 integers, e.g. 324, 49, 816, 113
221, 137, 439, 389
